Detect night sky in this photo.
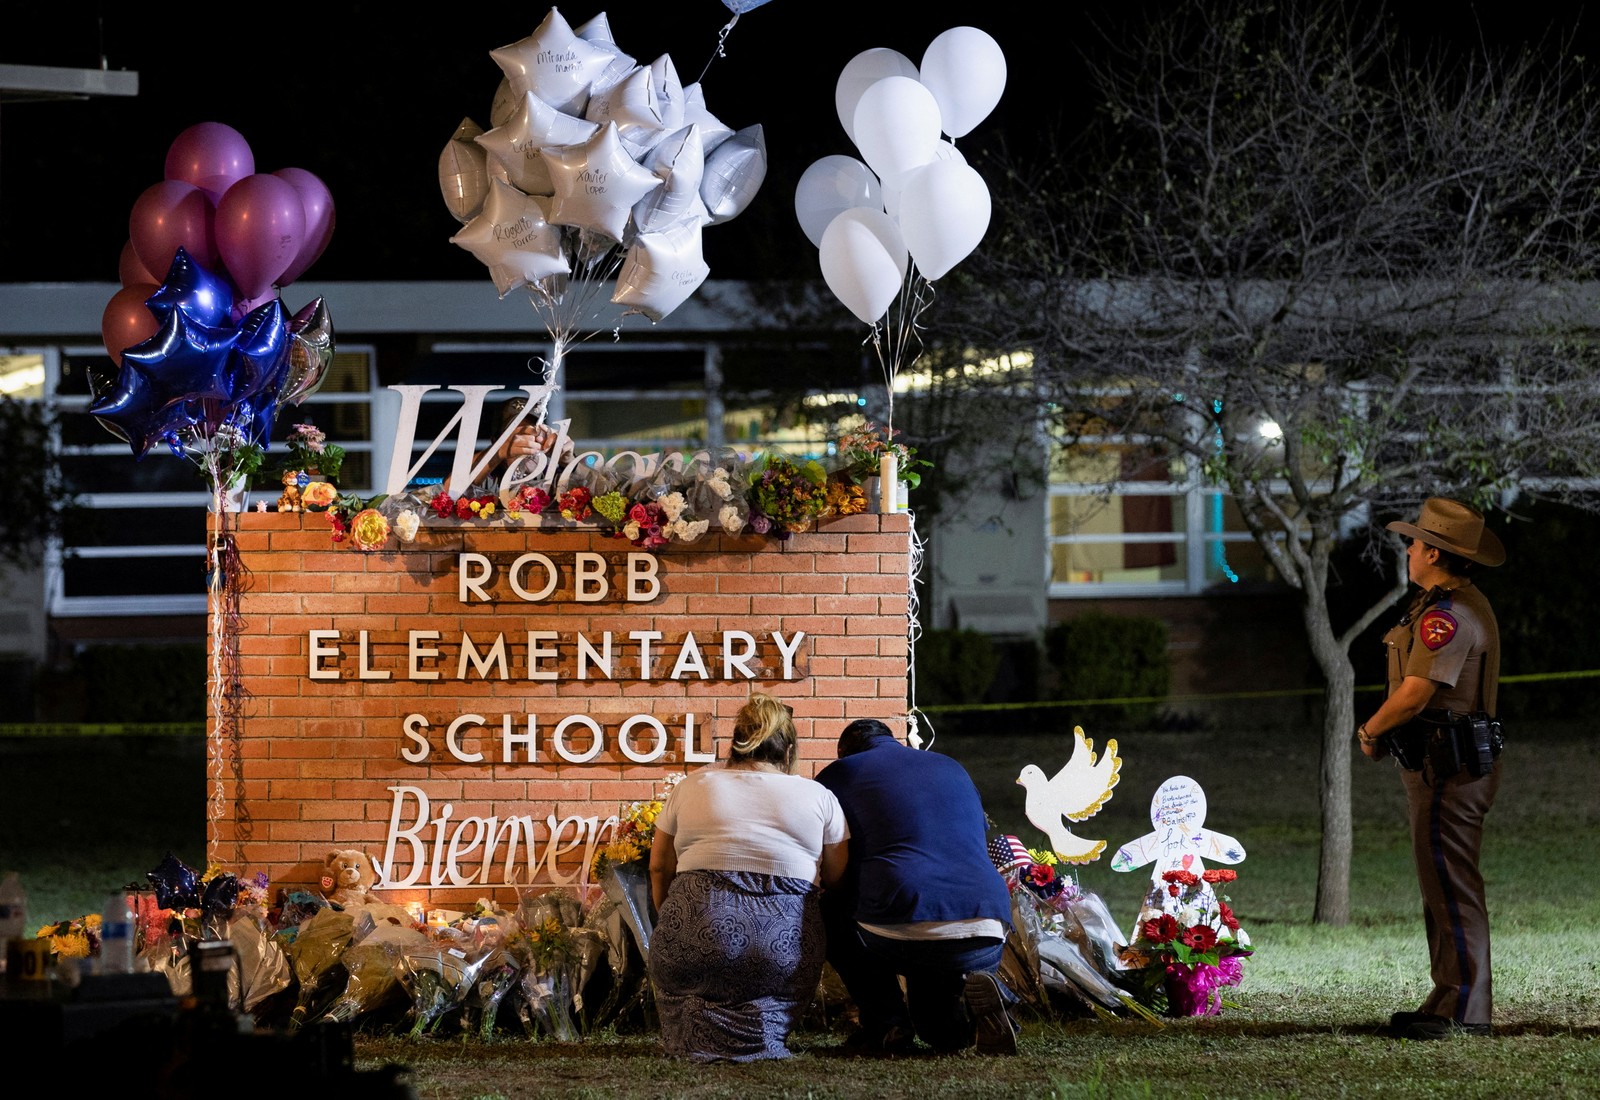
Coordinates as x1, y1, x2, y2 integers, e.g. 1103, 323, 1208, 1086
0, 2, 1590, 288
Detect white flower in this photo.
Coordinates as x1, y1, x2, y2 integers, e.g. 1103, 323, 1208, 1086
394, 509, 421, 542
719, 504, 745, 534
678, 518, 710, 542
661, 492, 687, 522
707, 468, 733, 500
623, 521, 641, 541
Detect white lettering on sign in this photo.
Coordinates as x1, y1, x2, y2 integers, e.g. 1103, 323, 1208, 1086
380, 784, 619, 888
397, 711, 713, 765
458, 552, 659, 603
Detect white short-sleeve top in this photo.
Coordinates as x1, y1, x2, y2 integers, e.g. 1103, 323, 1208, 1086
657, 766, 849, 882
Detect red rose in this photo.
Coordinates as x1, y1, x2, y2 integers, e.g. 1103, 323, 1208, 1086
1162, 869, 1200, 886
429, 491, 454, 519
1181, 925, 1218, 952
1202, 868, 1238, 884
1168, 884, 1180, 897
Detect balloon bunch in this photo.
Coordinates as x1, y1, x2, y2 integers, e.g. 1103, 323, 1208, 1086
92, 122, 337, 498
440, 7, 766, 388
795, 27, 1005, 429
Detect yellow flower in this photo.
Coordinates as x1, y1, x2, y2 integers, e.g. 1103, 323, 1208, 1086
301, 480, 338, 508
350, 508, 391, 552
479, 502, 496, 518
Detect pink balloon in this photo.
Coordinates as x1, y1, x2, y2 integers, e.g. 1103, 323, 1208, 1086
118, 239, 157, 287
100, 283, 161, 365
164, 121, 255, 199
271, 167, 336, 286
129, 180, 218, 276
215, 173, 307, 300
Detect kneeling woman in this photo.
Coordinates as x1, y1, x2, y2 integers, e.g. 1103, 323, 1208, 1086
648, 692, 849, 1061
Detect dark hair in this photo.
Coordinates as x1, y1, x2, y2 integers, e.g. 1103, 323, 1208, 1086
1434, 547, 1474, 577
728, 692, 796, 770
838, 718, 894, 758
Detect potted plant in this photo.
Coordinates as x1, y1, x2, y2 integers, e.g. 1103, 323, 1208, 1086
282, 420, 345, 485
834, 422, 931, 510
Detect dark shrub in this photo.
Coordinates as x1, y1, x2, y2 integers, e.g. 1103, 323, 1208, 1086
1041, 612, 1169, 729
914, 628, 1002, 707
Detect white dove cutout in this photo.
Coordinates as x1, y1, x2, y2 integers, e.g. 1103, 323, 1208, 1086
1016, 725, 1121, 863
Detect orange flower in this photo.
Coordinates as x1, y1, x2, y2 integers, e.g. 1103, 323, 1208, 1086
301, 481, 338, 508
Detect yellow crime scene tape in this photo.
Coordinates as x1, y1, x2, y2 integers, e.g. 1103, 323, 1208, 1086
0, 669, 1592, 732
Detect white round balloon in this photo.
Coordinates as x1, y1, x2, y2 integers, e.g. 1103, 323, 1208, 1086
834, 48, 920, 145
794, 155, 884, 249
852, 76, 943, 181
819, 207, 908, 325
919, 26, 1007, 139
896, 160, 991, 280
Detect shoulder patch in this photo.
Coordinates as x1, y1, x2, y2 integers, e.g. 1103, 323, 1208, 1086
1419, 609, 1458, 650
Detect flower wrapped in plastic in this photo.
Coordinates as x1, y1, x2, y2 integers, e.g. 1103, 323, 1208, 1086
282, 905, 357, 1029
508, 888, 593, 1041
320, 919, 430, 1026
746, 452, 828, 537
398, 938, 488, 1038
684, 449, 754, 536
1116, 868, 1252, 1017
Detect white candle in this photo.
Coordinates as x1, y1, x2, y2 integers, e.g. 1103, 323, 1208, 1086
879, 453, 898, 513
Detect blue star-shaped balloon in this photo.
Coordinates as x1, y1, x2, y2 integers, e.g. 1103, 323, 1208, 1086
144, 246, 234, 329
147, 851, 200, 911
229, 298, 290, 408
121, 308, 239, 414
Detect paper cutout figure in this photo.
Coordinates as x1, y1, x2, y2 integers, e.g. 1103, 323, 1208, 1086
1016, 725, 1121, 863
1112, 775, 1245, 926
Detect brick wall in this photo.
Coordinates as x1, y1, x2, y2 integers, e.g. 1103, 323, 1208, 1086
210, 511, 912, 908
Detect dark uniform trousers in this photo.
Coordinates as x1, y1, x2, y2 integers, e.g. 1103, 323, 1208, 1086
1401, 760, 1500, 1025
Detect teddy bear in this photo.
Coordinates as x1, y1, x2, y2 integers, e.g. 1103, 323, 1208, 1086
322, 848, 378, 908
276, 468, 303, 513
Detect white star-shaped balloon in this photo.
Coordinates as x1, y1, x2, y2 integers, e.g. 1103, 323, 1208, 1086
544, 122, 663, 243
478, 90, 597, 196
450, 178, 570, 297
613, 220, 710, 321
490, 8, 612, 117
633, 125, 709, 235
585, 65, 662, 160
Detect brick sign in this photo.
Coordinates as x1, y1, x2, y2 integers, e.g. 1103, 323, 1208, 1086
212, 512, 912, 908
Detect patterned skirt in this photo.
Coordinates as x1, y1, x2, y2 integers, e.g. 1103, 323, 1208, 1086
648, 869, 825, 1062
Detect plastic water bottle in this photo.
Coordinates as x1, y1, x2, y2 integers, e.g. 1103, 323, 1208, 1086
0, 872, 26, 975
99, 889, 136, 974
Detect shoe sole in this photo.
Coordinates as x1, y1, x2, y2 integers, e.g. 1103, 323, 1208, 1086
963, 972, 1017, 1056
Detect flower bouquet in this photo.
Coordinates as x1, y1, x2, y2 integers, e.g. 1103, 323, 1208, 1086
685, 452, 753, 536
282, 905, 357, 1029
1117, 869, 1251, 1017
987, 836, 1156, 1020
459, 904, 522, 1039
746, 453, 828, 537
508, 888, 593, 1041
835, 421, 930, 489
320, 920, 429, 1026
282, 420, 345, 484
397, 939, 486, 1038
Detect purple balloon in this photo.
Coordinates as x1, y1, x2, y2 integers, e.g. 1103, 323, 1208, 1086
129, 180, 217, 276
215, 174, 307, 300
164, 121, 255, 200
271, 167, 336, 286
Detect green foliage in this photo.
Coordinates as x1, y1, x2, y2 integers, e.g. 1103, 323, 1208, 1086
1042, 612, 1170, 728
913, 628, 1002, 706
0, 395, 78, 567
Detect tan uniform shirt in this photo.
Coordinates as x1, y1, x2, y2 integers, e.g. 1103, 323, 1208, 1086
1382, 583, 1500, 714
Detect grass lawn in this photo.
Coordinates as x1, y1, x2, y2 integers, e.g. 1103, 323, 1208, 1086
3, 720, 1597, 1098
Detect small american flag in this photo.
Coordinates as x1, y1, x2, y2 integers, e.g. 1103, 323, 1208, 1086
988, 833, 1032, 873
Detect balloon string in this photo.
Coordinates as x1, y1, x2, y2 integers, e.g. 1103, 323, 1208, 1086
697, 12, 740, 85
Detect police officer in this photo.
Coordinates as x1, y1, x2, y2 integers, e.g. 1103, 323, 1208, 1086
1357, 497, 1505, 1040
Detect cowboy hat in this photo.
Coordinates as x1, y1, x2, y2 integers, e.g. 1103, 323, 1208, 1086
1386, 497, 1506, 567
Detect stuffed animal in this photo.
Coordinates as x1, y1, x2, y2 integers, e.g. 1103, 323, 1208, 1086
322, 848, 378, 909
277, 469, 303, 513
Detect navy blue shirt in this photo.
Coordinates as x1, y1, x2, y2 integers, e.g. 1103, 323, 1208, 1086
816, 735, 1012, 928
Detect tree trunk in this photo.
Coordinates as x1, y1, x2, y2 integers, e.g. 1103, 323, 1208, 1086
1301, 590, 1356, 925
